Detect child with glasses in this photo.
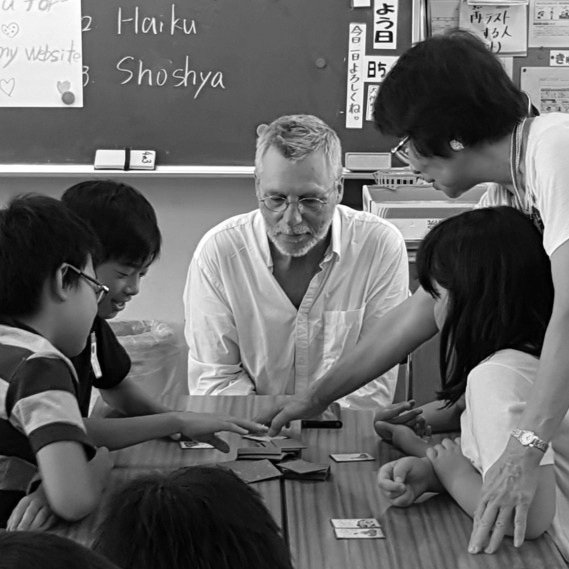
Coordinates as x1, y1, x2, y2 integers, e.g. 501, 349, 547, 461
0, 195, 113, 529
6, 181, 266, 532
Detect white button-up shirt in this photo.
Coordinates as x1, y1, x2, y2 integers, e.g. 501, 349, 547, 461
183, 205, 409, 409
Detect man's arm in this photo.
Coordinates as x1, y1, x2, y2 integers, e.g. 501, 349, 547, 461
183, 256, 255, 395
341, 228, 409, 408
471, 241, 569, 552
429, 440, 555, 541
263, 287, 438, 434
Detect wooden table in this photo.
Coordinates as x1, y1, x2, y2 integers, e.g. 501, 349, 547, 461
52, 395, 567, 568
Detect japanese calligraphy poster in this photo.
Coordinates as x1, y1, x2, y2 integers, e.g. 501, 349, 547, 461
373, 0, 398, 49
346, 23, 366, 128
0, 0, 83, 107
529, 0, 569, 47
459, 0, 528, 55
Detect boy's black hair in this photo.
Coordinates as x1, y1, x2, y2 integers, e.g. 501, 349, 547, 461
61, 180, 161, 267
0, 195, 99, 318
0, 531, 120, 569
416, 207, 554, 405
373, 30, 528, 157
93, 466, 294, 569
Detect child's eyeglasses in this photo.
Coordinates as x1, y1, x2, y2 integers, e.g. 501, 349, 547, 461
390, 135, 411, 164
64, 264, 109, 303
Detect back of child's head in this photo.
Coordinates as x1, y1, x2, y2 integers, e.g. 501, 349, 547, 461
416, 206, 554, 403
93, 466, 294, 569
61, 180, 161, 267
0, 194, 99, 318
0, 530, 119, 569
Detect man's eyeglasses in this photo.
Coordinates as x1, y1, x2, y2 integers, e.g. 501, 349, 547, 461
64, 263, 109, 303
258, 186, 337, 214
390, 135, 411, 164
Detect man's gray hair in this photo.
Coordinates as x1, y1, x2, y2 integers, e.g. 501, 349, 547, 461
255, 115, 343, 179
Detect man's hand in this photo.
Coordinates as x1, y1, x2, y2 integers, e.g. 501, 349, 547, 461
7, 485, 58, 531
177, 412, 268, 453
378, 457, 437, 507
255, 395, 327, 437
468, 438, 542, 554
374, 400, 430, 437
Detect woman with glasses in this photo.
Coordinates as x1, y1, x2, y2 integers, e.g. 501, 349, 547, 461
262, 30, 569, 556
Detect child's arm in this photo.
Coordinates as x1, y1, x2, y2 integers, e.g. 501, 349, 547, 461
427, 438, 555, 540
98, 377, 171, 416
35, 442, 112, 522
84, 411, 267, 451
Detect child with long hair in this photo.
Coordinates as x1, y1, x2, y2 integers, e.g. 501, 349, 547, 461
92, 465, 294, 569
377, 207, 569, 557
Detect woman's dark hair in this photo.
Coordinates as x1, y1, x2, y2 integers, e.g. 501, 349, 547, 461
93, 466, 294, 569
373, 29, 528, 157
0, 531, 119, 569
416, 207, 554, 404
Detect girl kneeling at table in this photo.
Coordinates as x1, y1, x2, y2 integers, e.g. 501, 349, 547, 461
377, 206, 569, 558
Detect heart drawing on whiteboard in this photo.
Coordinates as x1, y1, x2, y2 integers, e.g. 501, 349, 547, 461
0, 78, 15, 97
1, 23, 20, 39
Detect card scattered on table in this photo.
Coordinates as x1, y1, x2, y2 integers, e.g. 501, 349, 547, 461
220, 459, 283, 483
331, 518, 381, 529
237, 447, 288, 461
330, 452, 374, 462
242, 434, 288, 443
267, 438, 307, 452
278, 459, 330, 480
334, 527, 385, 539
179, 440, 215, 450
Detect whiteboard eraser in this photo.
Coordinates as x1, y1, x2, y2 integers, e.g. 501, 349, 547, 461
345, 152, 391, 171
94, 149, 126, 170
129, 150, 156, 170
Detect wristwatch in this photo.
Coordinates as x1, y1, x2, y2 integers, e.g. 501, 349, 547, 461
511, 429, 549, 453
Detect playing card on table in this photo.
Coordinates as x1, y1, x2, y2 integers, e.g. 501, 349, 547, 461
237, 447, 287, 461
220, 459, 283, 484
334, 527, 385, 539
331, 518, 381, 529
242, 434, 288, 443
330, 452, 374, 462
267, 438, 307, 451
278, 459, 330, 480
179, 440, 215, 450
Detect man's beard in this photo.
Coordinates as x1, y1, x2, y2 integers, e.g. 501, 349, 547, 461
267, 218, 332, 258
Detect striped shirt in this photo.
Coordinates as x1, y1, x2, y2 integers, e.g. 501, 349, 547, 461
0, 321, 94, 492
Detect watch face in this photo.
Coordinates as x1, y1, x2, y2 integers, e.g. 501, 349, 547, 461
520, 432, 534, 445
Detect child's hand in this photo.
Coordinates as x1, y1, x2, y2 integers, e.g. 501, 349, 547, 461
374, 400, 430, 437
377, 457, 435, 507
426, 437, 470, 476
374, 420, 426, 450
90, 446, 114, 486
7, 485, 57, 531
177, 412, 268, 453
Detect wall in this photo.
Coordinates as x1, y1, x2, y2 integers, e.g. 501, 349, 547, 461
0, 176, 258, 323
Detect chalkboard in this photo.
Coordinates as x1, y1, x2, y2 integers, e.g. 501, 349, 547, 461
0, 1, 412, 166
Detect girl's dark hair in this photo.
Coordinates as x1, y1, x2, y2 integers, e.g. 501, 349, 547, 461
0, 531, 119, 569
93, 466, 294, 569
416, 207, 553, 404
373, 29, 528, 157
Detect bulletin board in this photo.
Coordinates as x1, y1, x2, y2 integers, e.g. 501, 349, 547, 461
0, 0, 413, 166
